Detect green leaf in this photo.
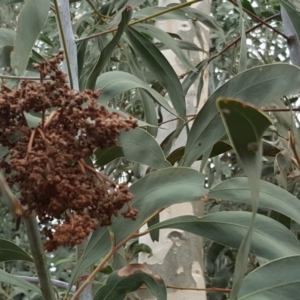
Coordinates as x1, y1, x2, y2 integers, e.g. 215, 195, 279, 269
96, 71, 177, 117
182, 59, 209, 95
209, 177, 300, 225
217, 99, 271, 299
133, 24, 196, 71
0, 28, 15, 48
180, 64, 300, 167
147, 212, 300, 260
133, 7, 222, 32
94, 264, 166, 300
0, 170, 23, 215
11, 0, 50, 75
86, 7, 132, 90
0, 0, 23, 6
0, 146, 8, 160
0, 239, 32, 262
167, 141, 232, 165
126, 27, 186, 118
68, 168, 206, 294
0, 28, 15, 68
238, 255, 300, 300
280, 0, 300, 65
118, 128, 171, 169
217, 99, 271, 183
236, 0, 247, 72
94, 146, 124, 167
0, 269, 41, 294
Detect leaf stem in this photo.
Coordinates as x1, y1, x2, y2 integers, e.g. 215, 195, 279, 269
75, 0, 202, 43
23, 215, 56, 300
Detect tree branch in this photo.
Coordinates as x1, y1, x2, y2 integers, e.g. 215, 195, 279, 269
15, 275, 76, 292
228, 0, 289, 40
75, 0, 203, 43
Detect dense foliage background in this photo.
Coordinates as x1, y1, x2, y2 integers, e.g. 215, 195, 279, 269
1, 0, 300, 299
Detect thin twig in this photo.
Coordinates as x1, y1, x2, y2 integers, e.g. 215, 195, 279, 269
0, 74, 52, 80
262, 107, 300, 112
228, 0, 289, 40
75, 0, 202, 43
15, 275, 76, 292
71, 229, 116, 300
177, 14, 281, 79
140, 285, 231, 293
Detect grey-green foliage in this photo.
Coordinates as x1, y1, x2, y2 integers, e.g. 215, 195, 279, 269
1, 0, 300, 299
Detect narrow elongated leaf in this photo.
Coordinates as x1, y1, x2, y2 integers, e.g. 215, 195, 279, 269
133, 24, 196, 71
86, 8, 132, 90
0, 170, 23, 215
0, 269, 41, 294
94, 264, 166, 300
236, 0, 247, 72
133, 7, 222, 32
182, 59, 209, 95
94, 146, 124, 167
118, 128, 171, 169
126, 27, 186, 117
96, 71, 177, 117
11, 0, 50, 75
280, 0, 300, 66
68, 168, 206, 294
180, 64, 300, 166
0, 0, 23, 6
217, 99, 271, 299
0, 28, 15, 48
209, 177, 300, 225
147, 212, 300, 260
0, 239, 32, 262
238, 255, 300, 300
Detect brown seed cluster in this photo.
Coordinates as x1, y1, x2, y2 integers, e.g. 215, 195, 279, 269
0, 51, 138, 251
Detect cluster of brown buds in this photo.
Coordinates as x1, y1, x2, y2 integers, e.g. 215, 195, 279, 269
0, 50, 138, 251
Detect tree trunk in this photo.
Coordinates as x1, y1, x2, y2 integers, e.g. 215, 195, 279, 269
139, 1, 211, 299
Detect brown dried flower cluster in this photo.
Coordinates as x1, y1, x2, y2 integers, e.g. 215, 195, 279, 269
0, 50, 138, 251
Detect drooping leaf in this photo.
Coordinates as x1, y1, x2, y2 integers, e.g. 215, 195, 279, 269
238, 255, 300, 300
180, 64, 300, 166
167, 141, 232, 165
0, 0, 23, 6
280, 0, 300, 66
11, 0, 50, 75
209, 177, 300, 225
133, 6, 222, 33
147, 212, 300, 260
126, 27, 186, 118
0, 239, 32, 262
217, 99, 271, 299
0, 28, 15, 48
86, 7, 132, 90
93, 264, 166, 300
96, 71, 177, 117
67, 168, 206, 294
182, 59, 209, 95
0, 170, 23, 215
94, 146, 124, 167
133, 23, 196, 71
236, 0, 247, 72
0, 269, 41, 294
123, 44, 158, 136
118, 128, 171, 169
